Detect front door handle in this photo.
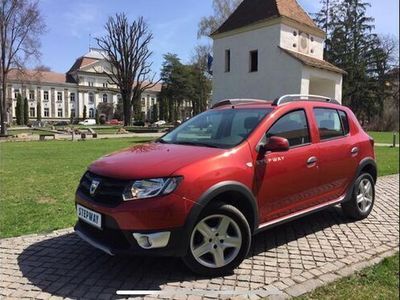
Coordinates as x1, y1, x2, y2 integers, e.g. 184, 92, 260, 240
307, 156, 318, 166
351, 147, 359, 156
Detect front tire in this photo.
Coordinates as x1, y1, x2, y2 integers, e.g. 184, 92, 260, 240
342, 173, 375, 220
182, 203, 251, 276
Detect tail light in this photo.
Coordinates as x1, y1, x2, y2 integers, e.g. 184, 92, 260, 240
368, 136, 374, 148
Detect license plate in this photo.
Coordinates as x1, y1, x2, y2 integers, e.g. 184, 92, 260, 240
77, 204, 102, 229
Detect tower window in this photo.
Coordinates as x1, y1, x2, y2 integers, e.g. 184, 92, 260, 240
225, 49, 231, 72
249, 50, 258, 72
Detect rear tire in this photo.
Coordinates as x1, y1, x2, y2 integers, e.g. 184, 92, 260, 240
182, 203, 251, 276
342, 173, 375, 220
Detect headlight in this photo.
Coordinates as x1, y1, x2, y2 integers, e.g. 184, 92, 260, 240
122, 177, 182, 201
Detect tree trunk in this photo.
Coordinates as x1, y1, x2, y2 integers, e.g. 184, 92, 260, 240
123, 99, 132, 126
1, 75, 7, 135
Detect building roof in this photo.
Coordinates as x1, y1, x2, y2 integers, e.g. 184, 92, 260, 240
213, 0, 323, 36
279, 47, 347, 75
7, 69, 76, 85
68, 57, 99, 73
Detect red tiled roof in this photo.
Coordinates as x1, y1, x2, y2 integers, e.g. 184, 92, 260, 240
213, 0, 323, 36
68, 57, 99, 73
7, 69, 75, 84
279, 47, 347, 75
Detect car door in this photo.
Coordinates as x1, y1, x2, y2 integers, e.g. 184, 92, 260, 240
312, 108, 359, 201
254, 109, 321, 224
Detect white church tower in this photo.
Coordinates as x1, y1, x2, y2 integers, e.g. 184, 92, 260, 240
211, 0, 346, 104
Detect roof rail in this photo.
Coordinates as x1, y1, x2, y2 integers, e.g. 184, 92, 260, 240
273, 94, 340, 106
211, 99, 271, 109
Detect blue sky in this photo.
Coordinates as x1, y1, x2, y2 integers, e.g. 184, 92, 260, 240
35, 0, 399, 75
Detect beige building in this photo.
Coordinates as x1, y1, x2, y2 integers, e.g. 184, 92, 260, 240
5, 49, 164, 123
211, 0, 346, 104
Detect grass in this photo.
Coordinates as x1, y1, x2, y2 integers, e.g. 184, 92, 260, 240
297, 253, 399, 300
0, 141, 398, 238
368, 131, 399, 145
0, 137, 154, 238
375, 146, 399, 176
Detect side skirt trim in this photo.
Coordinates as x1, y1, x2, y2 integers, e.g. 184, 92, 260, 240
255, 195, 346, 234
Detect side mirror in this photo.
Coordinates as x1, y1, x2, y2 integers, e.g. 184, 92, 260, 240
263, 136, 289, 152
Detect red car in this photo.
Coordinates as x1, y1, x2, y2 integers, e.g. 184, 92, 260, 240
105, 119, 123, 125
75, 95, 376, 276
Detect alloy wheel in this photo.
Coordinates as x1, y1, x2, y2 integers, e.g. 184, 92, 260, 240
190, 214, 242, 269
357, 178, 373, 213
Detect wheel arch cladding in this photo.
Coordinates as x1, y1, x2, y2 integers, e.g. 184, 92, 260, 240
185, 181, 259, 234
358, 158, 377, 183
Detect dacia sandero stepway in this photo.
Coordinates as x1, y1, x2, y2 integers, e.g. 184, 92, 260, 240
75, 95, 376, 276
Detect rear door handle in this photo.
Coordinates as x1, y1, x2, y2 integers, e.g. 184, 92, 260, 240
351, 147, 359, 155
307, 156, 318, 166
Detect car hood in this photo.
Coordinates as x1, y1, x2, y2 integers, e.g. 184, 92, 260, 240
88, 142, 224, 180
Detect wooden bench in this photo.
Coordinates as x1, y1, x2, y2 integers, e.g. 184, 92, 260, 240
39, 134, 55, 141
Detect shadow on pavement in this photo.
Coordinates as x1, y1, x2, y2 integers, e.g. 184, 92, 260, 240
18, 206, 350, 299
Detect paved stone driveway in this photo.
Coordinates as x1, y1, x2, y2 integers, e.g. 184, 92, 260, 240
1, 175, 398, 299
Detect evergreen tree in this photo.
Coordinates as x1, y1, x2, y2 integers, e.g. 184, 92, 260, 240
314, 0, 389, 123
16, 94, 23, 125
83, 105, 87, 119
23, 98, 29, 125
36, 101, 41, 121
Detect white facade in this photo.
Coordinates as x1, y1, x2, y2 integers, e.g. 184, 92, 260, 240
212, 18, 344, 104
6, 49, 163, 122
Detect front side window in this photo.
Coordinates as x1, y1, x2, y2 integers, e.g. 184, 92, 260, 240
103, 94, 108, 103
58, 108, 63, 117
57, 92, 62, 101
29, 107, 35, 117
266, 110, 310, 147
70, 109, 76, 118
70, 93, 75, 102
29, 90, 35, 100
89, 93, 94, 104
44, 108, 49, 117
161, 108, 272, 149
89, 108, 95, 118
14, 89, 20, 99
43, 91, 49, 101
314, 108, 344, 140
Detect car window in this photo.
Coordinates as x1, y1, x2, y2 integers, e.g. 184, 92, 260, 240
338, 110, 350, 135
314, 108, 344, 140
161, 108, 272, 149
266, 110, 310, 147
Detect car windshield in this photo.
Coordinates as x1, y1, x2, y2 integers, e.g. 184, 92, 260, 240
159, 108, 272, 149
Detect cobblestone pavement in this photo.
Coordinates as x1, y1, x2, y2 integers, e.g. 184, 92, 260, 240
1, 175, 398, 299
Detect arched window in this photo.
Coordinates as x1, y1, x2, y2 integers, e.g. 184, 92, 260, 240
103, 94, 108, 103
89, 108, 95, 118
89, 93, 94, 104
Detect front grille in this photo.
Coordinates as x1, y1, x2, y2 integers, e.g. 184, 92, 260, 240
78, 171, 130, 206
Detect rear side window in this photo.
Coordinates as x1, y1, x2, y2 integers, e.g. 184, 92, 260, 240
338, 110, 350, 135
266, 110, 310, 147
314, 108, 344, 140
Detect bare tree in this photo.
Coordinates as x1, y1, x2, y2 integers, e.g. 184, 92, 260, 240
0, 0, 45, 134
34, 64, 51, 72
198, 0, 242, 38
96, 14, 158, 126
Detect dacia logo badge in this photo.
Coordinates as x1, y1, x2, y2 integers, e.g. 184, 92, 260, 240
90, 179, 100, 196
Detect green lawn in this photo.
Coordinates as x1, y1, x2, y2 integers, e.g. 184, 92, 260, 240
369, 131, 399, 145
0, 137, 154, 238
297, 253, 399, 300
375, 146, 399, 176
0, 141, 398, 238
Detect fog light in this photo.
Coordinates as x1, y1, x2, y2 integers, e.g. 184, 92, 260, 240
133, 232, 171, 249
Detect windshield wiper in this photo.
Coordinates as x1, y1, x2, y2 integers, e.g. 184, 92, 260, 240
174, 141, 220, 148
157, 138, 169, 144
